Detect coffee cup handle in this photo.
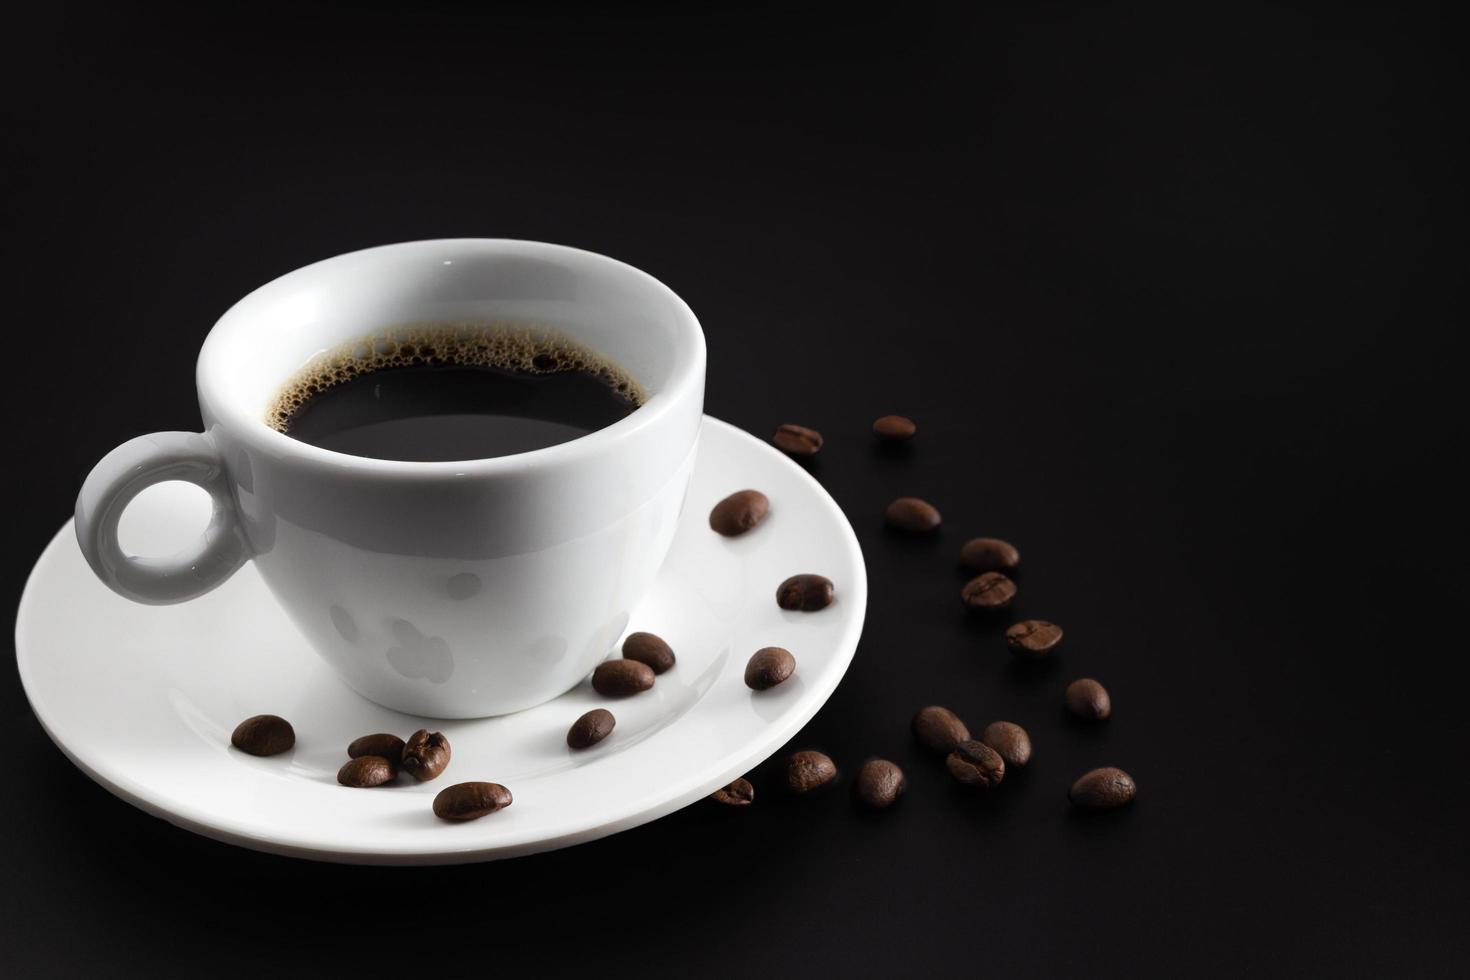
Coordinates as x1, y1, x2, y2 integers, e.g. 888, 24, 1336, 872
75, 431, 251, 605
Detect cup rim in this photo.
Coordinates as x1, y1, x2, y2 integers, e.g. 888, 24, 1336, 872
196, 239, 705, 478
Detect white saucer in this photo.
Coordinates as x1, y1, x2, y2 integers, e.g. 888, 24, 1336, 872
16, 416, 865, 864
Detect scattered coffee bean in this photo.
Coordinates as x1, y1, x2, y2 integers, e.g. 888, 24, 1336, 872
592, 659, 656, 696
567, 708, 616, 749
401, 729, 452, 781
348, 733, 406, 761
622, 631, 676, 674
710, 777, 755, 806
433, 781, 513, 821
980, 721, 1032, 769
961, 571, 1017, 611
946, 739, 1006, 788
773, 423, 823, 456
1065, 678, 1112, 721
855, 759, 906, 809
709, 489, 770, 536
1069, 767, 1136, 809
745, 646, 796, 690
872, 415, 916, 441
230, 714, 295, 757
885, 496, 942, 533
776, 573, 834, 611
1005, 620, 1063, 658
786, 750, 838, 793
337, 755, 397, 787
959, 537, 1020, 573
912, 706, 971, 754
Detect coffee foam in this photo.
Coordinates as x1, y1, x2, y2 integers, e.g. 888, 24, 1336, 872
266, 322, 647, 432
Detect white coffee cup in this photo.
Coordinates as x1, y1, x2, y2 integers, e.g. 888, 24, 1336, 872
75, 240, 706, 718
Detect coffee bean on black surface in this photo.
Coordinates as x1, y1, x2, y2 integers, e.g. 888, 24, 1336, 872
872, 415, 916, 441
773, 423, 823, 456
348, 733, 406, 761
855, 759, 906, 809
776, 573, 834, 611
979, 721, 1032, 769
912, 706, 971, 754
337, 755, 397, 787
945, 739, 1006, 788
622, 631, 676, 674
885, 496, 942, 533
567, 708, 616, 749
787, 750, 838, 793
433, 782, 513, 821
744, 647, 796, 690
402, 729, 452, 781
1005, 620, 1063, 658
230, 714, 295, 756
592, 659, 656, 696
709, 489, 770, 536
1069, 767, 1136, 809
961, 571, 1017, 611
1065, 678, 1112, 721
959, 537, 1020, 573
710, 778, 755, 806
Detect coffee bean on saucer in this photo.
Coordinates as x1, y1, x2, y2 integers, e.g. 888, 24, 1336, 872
959, 537, 1020, 573
567, 708, 616, 749
946, 739, 1005, 788
745, 647, 796, 690
337, 755, 397, 788
885, 497, 942, 533
787, 750, 838, 793
912, 706, 971, 754
402, 729, 452, 781
592, 659, 656, 696
777, 573, 834, 611
348, 733, 406, 761
979, 721, 1032, 769
872, 415, 916, 441
773, 423, 823, 456
1065, 678, 1112, 721
622, 632, 675, 674
230, 714, 295, 757
711, 777, 755, 806
1005, 620, 1063, 658
433, 782, 513, 821
1069, 767, 1136, 809
855, 759, 906, 809
961, 571, 1016, 611
709, 490, 770, 536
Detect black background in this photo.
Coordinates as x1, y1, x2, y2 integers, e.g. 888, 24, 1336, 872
3, 4, 1466, 977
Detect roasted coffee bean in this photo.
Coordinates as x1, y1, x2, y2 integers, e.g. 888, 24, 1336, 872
337, 755, 397, 788
885, 496, 942, 533
776, 573, 834, 611
592, 659, 656, 696
961, 571, 1016, 611
433, 781, 513, 821
1005, 620, 1063, 658
348, 733, 406, 761
1065, 678, 1112, 721
946, 739, 1006, 788
959, 537, 1020, 573
912, 706, 971, 754
622, 631, 676, 674
773, 423, 823, 456
402, 729, 452, 781
230, 714, 295, 756
710, 778, 755, 806
567, 709, 616, 749
744, 647, 796, 690
709, 489, 770, 537
1069, 767, 1136, 809
855, 759, 906, 809
786, 750, 838, 793
872, 415, 916, 441
980, 721, 1032, 769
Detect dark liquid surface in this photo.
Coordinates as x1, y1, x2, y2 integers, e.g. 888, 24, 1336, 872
283, 362, 638, 461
